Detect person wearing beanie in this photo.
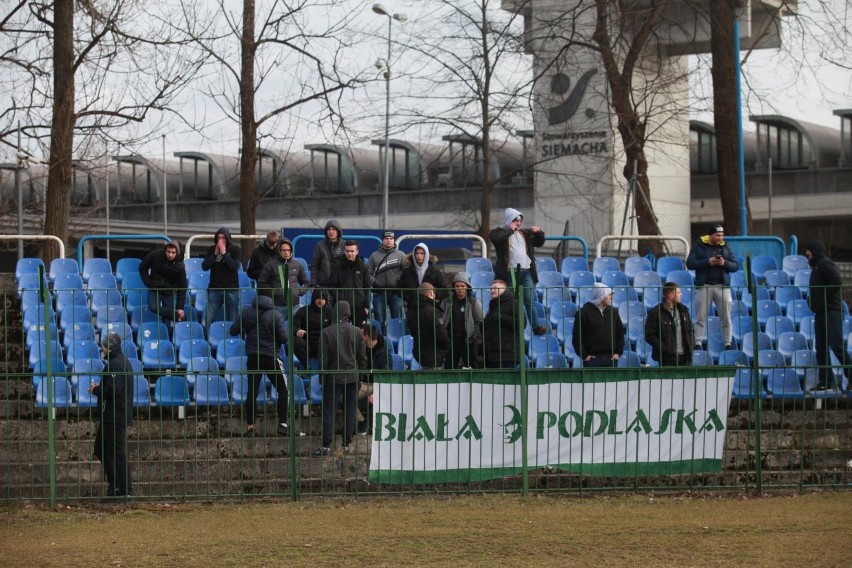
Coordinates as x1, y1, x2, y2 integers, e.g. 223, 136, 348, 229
88, 332, 134, 500
201, 227, 242, 329
138, 239, 187, 324
489, 207, 546, 335
805, 239, 850, 391
368, 230, 405, 327
572, 282, 624, 367
310, 219, 344, 287
399, 241, 446, 306
686, 223, 739, 351
440, 272, 484, 369
257, 236, 309, 314
315, 301, 367, 456
645, 282, 694, 367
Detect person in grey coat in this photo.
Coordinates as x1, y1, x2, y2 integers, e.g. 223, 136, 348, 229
314, 301, 367, 456
440, 272, 483, 369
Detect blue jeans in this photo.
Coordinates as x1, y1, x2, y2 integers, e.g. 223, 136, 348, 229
206, 288, 240, 327
147, 290, 179, 323
517, 269, 536, 326
372, 292, 403, 327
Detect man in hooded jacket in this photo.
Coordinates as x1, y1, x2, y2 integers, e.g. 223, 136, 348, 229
805, 239, 850, 391
573, 283, 624, 367
139, 239, 186, 324
202, 227, 242, 328
310, 219, 344, 287
439, 272, 483, 369
398, 242, 445, 306
257, 237, 309, 313
483, 279, 526, 369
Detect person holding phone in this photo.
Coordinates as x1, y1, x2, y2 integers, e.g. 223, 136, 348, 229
686, 224, 740, 351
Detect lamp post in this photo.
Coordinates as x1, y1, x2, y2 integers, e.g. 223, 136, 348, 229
162, 134, 168, 236
372, 3, 407, 231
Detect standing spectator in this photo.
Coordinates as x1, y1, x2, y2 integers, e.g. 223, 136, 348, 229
138, 239, 186, 324
490, 207, 546, 335
291, 288, 333, 369
440, 272, 484, 369
645, 282, 694, 367
88, 332, 133, 501
310, 219, 344, 287
805, 240, 851, 391
407, 282, 450, 370
231, 295, 293, 437
330, 240, 372, 326
572, 283, 624, 367
399, 242, 445, 305
257, 237, 309, 314
686, 223, 739, 350
357, 323, 391, 435
368, 230, 405, 327
314, 301, 367, 456
482, 279, 526, 369
201, 227, 242, 328
246, 230, 279, 281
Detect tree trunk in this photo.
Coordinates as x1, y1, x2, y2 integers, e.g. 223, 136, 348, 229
42, 0, 75, 264
239, 0, 258, 264
710, 0, 752, 235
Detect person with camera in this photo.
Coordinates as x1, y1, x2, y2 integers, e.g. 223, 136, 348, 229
686, 224, 740, 351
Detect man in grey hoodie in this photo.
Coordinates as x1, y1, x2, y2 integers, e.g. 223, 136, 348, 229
310, 219, 344, 288
490, 208, 546, 334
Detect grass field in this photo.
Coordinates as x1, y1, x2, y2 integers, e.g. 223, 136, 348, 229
0, 492, 849, 567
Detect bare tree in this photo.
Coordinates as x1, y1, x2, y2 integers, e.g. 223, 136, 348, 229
178, 0, 367, 261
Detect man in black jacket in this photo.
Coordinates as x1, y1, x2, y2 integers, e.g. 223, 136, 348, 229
407, 282, 449, 370
88, 332, 134, 500
489, 207, 546, 334
246, 230, 279, 281
291, 288, 333, 369
330, 240, 372, 326
645, 282, 694, 367
202, 227, 242, 328
257, 237, 309, 313
139, 239, 186, 324
398, 242, 446, 306
231, 295, 292, 437
483, 279, 525, 369
310, 219, 344, 287
573, 283, 624, 367
686, 224, 739, 350
805, 239, 850, 391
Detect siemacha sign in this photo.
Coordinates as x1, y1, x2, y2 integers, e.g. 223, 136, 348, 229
368, 370, 734, 484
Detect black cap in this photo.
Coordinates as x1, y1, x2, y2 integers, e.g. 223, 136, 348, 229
709, 224, 724, 235
383, 231, 394, 239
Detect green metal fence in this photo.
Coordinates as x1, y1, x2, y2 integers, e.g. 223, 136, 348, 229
1, 269, 850, 505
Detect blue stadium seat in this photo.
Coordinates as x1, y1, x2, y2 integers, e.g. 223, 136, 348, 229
750, 256, 778, 285
741, 332, 772, 363
129, 305, 159, 332
385, 317, 406, 346
623, 256, 652, 283
115, 257, 142, 284
691, 350, 713, 366
755, 300, 783, 331
74, 374, 100, 408
179, 339, 213, 369
611, 286, 638, 309
655, 256, 685, 280
469, 270, 494, 302
59, 305, 91, 332
23, 304, 56, 331
53, 272, 83, 292
216, 338, 246, 368
184, 257, 205, 272
28, 339, 63, 368
626, 315, 645, 349
104, 321, 134, 344
781, 255, 809, 280
789, 348, 816, 380
618, 301, 646, 327
66, 339, 100, 368
86, 272, 118, 296
231, 374, 276, 405
665, 270, 694, 288
592, 256, 620, 281
763, 270, 790, 289
643, 286, 662, 311
541, 287, 572, 310
25, 323, 58, 351
398, 335, 414, 366
561, 257, 590, 283
31, 357, 67, 377
193, 374, 231, 405
766, 367, 804, 399
635, 340, 656, 365
793, 269, 811, 298
90, 289, 123, 316
291, 374, 310, 405
54, 289, 87, 316
549, 300, 579, 327
731, 369, 767, 399
390, 353, 405, 371
528, 334, 560, 359
95, 305, 127, 333
48, 258, 79, 284
617, 350, 642, 368
187, 271, 210, 303
717, 349, 748, 367
224, 355, 248, 386
535, 270, 565, 301
536, 257, 558, 273
133, 371, 151, 407
82, 257, 113, 284
799, 316, 815, 347
142, 340, 177, 371
35, 376, 74, 408
17, 272, 48, 299
764, 315, 795, 346
534, 352, 568, 368
773, 286, 802, 309
741, 286, 770, 308
71, 358, 104, 392
600, 270, 629, 288
61, 321, 95, 349
208, 320, 236, 352
731, 315, 754, 347
465, 257, 493, 274
632, 270, 662, 300
785, 299, 812, 327
153, 375, 190, 406
567, 270, 596, 302
120, 272, 148, 311
136, 321, 170, 349
173, 321, 206, 347
775, 332, 809, 365
16, 257, 45, 284
729, 271, 747, 300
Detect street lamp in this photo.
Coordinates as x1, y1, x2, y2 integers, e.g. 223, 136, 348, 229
372, 3, 407, 231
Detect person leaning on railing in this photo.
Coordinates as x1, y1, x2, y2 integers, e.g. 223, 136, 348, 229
645, 282, 694, 367
138, 239, 186, 324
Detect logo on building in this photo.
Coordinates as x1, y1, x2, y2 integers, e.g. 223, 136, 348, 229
548, 69, 598, 126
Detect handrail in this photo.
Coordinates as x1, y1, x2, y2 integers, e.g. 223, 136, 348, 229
0, 235, 65, 259
596, 235, 690, 259
396, 233, 488, 257
184, 234, 266, 259
543, 236, 589, 261
78, 234, 170, 268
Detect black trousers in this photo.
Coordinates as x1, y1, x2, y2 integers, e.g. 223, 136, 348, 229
94, 421, 131, 497
321, 381, 358, 448
814, 311, 849, 387
245, 353, 289, 425
292, 336, 319, 369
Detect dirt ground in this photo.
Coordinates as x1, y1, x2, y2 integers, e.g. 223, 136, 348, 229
0, 492, 849, 567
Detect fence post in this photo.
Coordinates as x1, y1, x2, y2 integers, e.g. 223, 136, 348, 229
746, 257, 762, 493
279, 264, 299, 502
511, 267, 529, 496
39, 266, 58, 507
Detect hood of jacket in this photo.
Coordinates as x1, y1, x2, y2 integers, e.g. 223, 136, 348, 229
805, 239, 827, 267
453, 271, 472, 288
699, 234, 727, 246
276, 237, 294, 260
503, 208, 523, 229
335, 300, 351, 322
402, 242, 437, 268
324, 219, 342, 240
164, 238, 182, 257
255, 294, 275, 311
214, 227, 233, 246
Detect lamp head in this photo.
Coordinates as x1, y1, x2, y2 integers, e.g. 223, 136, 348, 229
393, 13, 407, 22
372, 3, 388, 16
